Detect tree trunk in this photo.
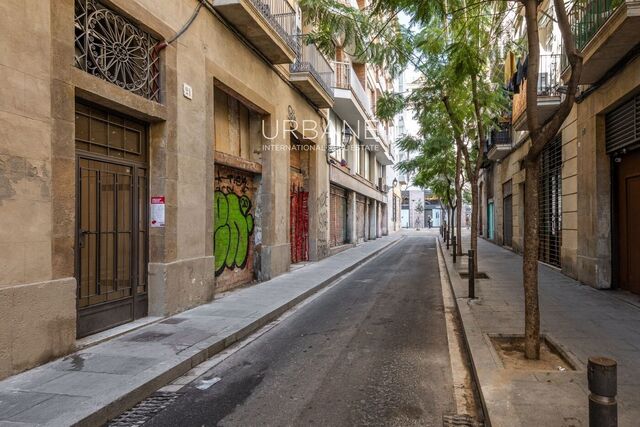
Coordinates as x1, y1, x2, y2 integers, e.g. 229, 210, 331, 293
455, 149, 463, 254
450, 206, 455, 245
523, 157, 541, 359
456, 194, 462, 254
470, 176, 479, 273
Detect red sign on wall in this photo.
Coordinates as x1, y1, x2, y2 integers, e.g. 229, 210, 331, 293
150, 196, 165, 227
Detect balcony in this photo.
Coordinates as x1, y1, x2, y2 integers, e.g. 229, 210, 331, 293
289, 38, 334, 108
333, 61, 371, 119
212, 0, 297, 64
486, 125, 513, 161
512, 54, 562, 131
564, 0, 640, 83
332, 61, 393, 165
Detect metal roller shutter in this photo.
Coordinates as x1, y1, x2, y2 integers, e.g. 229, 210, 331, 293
503, 180, 513, 247
356, 194, 366, 240
330, 185, 348, 247
606, 95, 640, 154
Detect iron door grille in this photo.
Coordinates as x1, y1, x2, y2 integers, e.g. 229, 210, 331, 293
538, 135, 562, 267
75, 102, 149, 337
606, 94, 639, 154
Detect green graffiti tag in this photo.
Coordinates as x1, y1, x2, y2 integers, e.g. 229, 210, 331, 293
214, 191, 254, 276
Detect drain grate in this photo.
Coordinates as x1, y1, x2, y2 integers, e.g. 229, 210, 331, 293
107, 392, 179, 426
443, 414, 483, 426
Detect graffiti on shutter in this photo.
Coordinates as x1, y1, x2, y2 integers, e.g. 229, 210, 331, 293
214, 165, 256, 291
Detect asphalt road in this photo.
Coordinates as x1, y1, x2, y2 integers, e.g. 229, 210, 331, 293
146, 235, 456, 426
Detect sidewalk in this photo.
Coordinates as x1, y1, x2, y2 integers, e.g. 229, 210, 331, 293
439, 233, 640, 426
0, 235, 402, 427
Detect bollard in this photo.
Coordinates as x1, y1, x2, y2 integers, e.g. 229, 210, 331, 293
468, 249, 475, 299
588, 357, 617, 427
452, 235, 457, 263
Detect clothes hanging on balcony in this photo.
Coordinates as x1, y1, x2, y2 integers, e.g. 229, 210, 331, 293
512, 55, 528, 94
504, 51, 516, 85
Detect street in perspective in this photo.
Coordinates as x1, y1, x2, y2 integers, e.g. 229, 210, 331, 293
1, 0, 640, 426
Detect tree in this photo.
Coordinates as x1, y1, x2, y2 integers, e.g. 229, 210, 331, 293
302, 0, 583, 360
518, 0, 583, 359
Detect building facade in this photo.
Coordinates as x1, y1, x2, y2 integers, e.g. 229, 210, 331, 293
480, 0, 640, 294
0, 0, 392, 379
324, 0, 393, 251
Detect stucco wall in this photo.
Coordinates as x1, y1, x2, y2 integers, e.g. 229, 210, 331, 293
0, 0, 77, 380
575, 55, 640, 289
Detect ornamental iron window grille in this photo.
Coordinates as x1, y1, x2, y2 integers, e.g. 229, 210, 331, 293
74, 0, 161, 102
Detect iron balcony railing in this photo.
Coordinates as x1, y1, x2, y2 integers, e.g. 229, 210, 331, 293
333, 61, 371, 114
569, 0, 625, 51
487, 125, 512, 150
251, 0, 297, 48
535, 53, 563, 96
290, 37, 335, 97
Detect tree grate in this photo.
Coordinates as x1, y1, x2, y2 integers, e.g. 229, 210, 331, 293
107, 392, 179, 426
443, 413, 483, 426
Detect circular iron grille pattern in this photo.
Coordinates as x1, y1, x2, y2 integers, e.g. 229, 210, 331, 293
87, 8, 151, 92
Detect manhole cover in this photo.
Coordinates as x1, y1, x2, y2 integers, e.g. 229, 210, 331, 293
107, 392, 179, 426
459, 272, 489, 279
443, 414, 483, 426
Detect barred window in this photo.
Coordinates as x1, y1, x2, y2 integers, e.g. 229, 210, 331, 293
74, 0, 161, 102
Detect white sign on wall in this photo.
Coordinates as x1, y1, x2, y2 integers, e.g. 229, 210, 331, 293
150, 196, 165, 227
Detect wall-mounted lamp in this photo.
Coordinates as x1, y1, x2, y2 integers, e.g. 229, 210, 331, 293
327, 124, 354, 154
342, 125, 353, 148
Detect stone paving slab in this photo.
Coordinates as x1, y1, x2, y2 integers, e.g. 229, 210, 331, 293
438, 233, 640, 427
0, 235, 402, 427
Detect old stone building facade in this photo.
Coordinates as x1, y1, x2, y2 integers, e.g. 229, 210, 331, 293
0, 0, 391, 380
480, 0, 640, 294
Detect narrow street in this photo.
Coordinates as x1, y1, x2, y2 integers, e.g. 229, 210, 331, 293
141, 235, 458, 426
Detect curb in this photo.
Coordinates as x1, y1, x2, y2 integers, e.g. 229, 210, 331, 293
77, 235, 405, 427
436, 237, 492, 427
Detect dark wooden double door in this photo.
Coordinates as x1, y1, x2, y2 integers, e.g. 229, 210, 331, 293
75, 103, 149, 337
615, 148, 640, 295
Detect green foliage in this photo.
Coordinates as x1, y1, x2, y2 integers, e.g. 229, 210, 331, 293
300, 0, 412, 78
301, 0, 509, 201
376, 92, 405, 121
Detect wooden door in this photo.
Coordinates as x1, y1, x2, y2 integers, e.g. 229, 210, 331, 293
616, 148, 640, 294
75, 103, 148, 337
